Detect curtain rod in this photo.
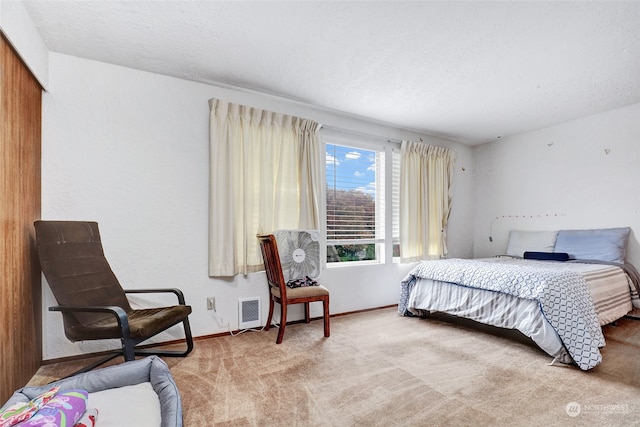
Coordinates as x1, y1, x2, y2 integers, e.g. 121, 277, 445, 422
320, 124, 403, 145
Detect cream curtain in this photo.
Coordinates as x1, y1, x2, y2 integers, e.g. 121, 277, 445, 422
209, 99, 321, 276
400, 140, 456, 262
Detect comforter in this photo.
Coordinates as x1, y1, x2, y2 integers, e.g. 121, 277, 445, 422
400, 258, 617, 370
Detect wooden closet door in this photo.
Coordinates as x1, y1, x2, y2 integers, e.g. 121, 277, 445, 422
0, 34, 42, 403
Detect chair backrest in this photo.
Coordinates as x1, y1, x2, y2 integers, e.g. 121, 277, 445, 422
34, 221, 132, 325
256, 234, 287, 299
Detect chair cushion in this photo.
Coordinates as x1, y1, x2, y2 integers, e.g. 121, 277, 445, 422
65, 305, 192, 341
271, 285, 329, 299
35, 221, 133, 320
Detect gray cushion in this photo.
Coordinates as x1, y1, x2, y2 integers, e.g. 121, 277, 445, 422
554, 227, 630, 263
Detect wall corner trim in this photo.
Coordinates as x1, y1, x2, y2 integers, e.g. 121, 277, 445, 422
0, 0, 49, 90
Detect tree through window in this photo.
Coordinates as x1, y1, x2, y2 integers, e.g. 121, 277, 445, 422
325, 142, 385, 263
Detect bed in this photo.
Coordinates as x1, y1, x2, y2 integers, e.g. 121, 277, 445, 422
399, 227, 640, 370
1, 356, 182, 427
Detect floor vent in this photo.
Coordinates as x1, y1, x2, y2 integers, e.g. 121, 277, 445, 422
238, 297, 261, 329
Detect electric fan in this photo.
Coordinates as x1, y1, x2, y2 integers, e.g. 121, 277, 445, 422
273, 230, 321, 281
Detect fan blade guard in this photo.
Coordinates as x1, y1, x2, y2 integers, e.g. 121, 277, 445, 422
273, 230, 321, 281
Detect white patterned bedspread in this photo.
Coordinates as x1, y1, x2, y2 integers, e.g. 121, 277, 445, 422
399, 258, 607, 370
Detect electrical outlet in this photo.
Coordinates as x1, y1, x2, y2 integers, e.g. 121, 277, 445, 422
206, 297, 216, 311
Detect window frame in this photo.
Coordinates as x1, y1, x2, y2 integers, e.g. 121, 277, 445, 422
321, 131, 400, 267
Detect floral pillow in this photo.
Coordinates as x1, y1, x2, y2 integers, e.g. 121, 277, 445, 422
1, 388, 58, 427
1, 388, 90, 427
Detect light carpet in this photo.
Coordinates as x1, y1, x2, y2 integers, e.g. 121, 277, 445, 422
29, 307, 640, 426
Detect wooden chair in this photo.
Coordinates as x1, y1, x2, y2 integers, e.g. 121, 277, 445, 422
34, 220, 194, 373
257, 234, 330, 344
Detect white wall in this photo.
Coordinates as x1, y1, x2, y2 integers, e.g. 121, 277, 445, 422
41, 53, 475, 359
473, 103, 640, 267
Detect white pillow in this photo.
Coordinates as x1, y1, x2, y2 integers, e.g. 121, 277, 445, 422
88, 382, 161, 427
505, 230, 558, 257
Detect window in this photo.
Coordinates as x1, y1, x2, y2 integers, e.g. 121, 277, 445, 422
324, 136, 399, 264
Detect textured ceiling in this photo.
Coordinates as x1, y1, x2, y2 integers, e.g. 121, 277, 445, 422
22, 1, 640, 145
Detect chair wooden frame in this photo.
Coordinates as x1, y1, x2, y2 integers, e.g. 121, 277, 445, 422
257, 234, 330, 344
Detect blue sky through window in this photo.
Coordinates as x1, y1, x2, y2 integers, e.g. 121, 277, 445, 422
326, 144, 376, 196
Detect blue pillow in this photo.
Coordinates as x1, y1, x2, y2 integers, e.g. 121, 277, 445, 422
554, 227, 630, 263
524, 251, 570, 261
